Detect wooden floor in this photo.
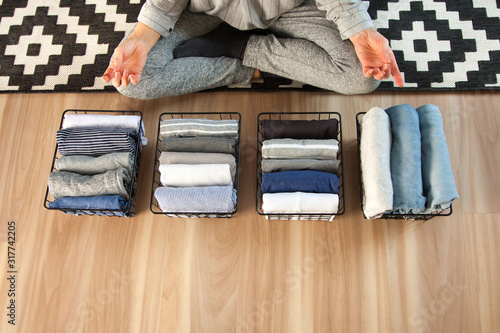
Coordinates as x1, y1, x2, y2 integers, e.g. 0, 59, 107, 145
0, 90, 499, 333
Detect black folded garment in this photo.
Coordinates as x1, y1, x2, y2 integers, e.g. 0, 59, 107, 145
260, 119, 338, 140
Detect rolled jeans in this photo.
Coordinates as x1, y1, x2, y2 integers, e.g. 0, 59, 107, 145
385, 104, 426, 214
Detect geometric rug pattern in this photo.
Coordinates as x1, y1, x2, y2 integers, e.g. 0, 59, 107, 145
0, 0, 499, 93
0, 0, 143, 92
368, 0, 500, 90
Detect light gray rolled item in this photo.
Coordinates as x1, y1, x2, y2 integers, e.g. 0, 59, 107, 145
55, 152, 134, 175
48, 168, 131, 199
360, 107, 393, 219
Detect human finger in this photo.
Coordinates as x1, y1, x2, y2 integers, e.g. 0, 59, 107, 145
363, 67, 374, 78
374, 70, 387, 80
369, 67, 381, 78
102, 67, 114, 83
129, 73, 141, 85
112, 71, 122, 88
121, 69, 130, 87
387, 50, 404, 87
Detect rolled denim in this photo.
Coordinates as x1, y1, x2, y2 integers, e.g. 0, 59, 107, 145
48, 168, 131, 199
159, 164, 232, 187
262, 192, 339, 214
260, 119, 338, 140
56, 128, 138, 156
416, 104, 459, 212
262, 138, 338, 160
160, 118, 239, 138
159, 152, 236, 181
261, 158, 340, 174
154, 186, 237, 213
161, 137, 236, 154
55, 152, 134, 175
48, 195, 129, 211
385, 104, 426, 213
360, 107, 393, 219
62, 114, 147, 146
261, 170, 339, 194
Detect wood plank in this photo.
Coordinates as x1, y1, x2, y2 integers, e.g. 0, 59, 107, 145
0, 91, 498, 333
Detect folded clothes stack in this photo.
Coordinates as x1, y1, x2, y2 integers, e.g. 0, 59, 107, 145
47, 114, 144, 216
359, 104, 459, 219
154, 118, 239, 213
259, 118, 341, 215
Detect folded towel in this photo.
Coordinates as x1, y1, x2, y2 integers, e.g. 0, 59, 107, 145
260, 118, 338, 140
159, 152, 236, 182
48, 195, 129, 211
416, 104, 459, 213
385, 104, 426, 214
360, 107, 393, 219
48, 168, 131, 199
162, 137, 237, 154
261, 158, 340, 174
261, 170, 339, 194
159, 164, 232, 187
262, 139, 338, 160
62, 114, 147, 146
154, 186, 237, 213
262, 192, 339, 214
55, 152, 134, 175
56, 128, 138, 156
160, 118, 238, 138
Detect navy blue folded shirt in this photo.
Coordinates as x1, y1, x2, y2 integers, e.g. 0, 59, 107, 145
261, 170, 339, 194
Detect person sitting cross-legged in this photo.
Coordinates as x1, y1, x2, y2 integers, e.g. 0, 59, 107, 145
102, 0, 404, 100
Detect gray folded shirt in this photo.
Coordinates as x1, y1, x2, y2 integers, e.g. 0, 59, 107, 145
162, 137, 237, 154
261, 158, 340, 174
48, 168, 131, 199
55, 152, 134, 175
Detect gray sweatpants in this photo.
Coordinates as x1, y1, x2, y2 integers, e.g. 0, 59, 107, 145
118, 1, 379, 99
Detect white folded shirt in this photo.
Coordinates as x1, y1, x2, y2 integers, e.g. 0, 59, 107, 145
62, 114, 147, 146
262, 192, 339, 214
159, 164, 232, 187
159, 152, 236, 182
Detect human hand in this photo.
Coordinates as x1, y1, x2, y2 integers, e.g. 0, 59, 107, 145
349, 28, 404, 88
102, 22, 160, 88
102, 39, 149, 88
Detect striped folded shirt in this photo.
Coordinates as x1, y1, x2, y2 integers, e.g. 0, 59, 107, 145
261, 138, 339, 160
160, 118, 239, 138
56, 128, 138, 156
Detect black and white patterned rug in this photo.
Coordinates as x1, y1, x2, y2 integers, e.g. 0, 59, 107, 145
0, 0, 499, 93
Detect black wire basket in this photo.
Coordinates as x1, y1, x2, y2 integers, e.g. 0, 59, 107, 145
150, 112, 241, 218
356, 112, 452, 220
256, 112, 345, 221
44, 109, 143, 217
